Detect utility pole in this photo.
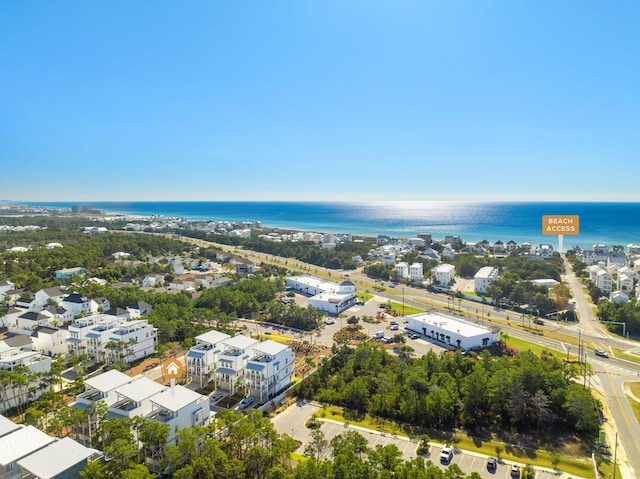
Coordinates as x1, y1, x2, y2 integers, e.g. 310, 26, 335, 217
613, 432, 618, 479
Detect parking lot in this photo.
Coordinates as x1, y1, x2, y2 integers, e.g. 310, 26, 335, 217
273, 402, 562, 479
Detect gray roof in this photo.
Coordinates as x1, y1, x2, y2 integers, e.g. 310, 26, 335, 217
84, 370, 132, 393
149, 386, 204, 412
0, 415, 20, 438
0, 425, 55, 466
115, 377, 164, 402
17, 437, 95, 478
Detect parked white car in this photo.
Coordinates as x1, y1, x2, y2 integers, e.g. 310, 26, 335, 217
440, 444, 453, 463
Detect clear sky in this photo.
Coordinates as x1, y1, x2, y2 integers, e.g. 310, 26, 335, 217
1, 1, 639, 202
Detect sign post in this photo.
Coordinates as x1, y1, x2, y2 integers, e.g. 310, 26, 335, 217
542, 215, 580, 253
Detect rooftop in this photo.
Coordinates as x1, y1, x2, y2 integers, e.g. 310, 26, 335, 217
149, 385, 204, 412
17, 437, 96, 478
407, 312, 494, 337
84, 370, 131, 393
0, 425, 56, 466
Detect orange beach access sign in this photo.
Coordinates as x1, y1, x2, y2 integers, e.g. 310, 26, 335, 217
542, 215, 580, 235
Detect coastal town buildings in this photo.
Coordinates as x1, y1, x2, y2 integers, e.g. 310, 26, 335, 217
285, 276, 358, 315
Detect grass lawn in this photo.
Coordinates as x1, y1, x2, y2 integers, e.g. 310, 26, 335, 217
627, 382, 640, 425
504, 335, 577, 362
314, 405, 593, 478
388, 301, 425, 316
612, 347, 640, 366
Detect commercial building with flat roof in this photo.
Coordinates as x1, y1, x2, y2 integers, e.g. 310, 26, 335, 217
405, 312, 499, 350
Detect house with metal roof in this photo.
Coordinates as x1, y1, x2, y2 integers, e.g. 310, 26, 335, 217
246, 340, 294, 402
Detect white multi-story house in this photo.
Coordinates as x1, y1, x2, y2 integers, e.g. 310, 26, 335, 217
0, 347, 52, 413
395, 262, 409, 279
217, 335, 258, 395
246, 340, 294, 402
47, 306, 75, 324
109, 377, 165, 420
104, 320, 157, 364
34, 287, 67, 310
16, 436, 98, 479
0, 280, 14, 301
146, 386, 209, 444
62, 292, 92, 317
186, 330, 231, 387
67, 314, 155, 363
433, 264, 456, 286
441, 244, 455, 258
10, 310, 55, 335
126, 301, 153, 318
381, 253, 396, 266
31, 326, 67, 357
474, 267, 499, 294
74, 369, 133, 411
409, 262, 424, 282
142, 274, 164, 288
67, 314, 114, 357
73, 370, 210, 447
586, 263, 613, 294
618, 273, 634, 294
0, 424, 56, 477
90, 297, 111, 315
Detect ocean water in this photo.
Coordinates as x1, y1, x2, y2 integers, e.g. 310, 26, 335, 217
20, 201, 640, 250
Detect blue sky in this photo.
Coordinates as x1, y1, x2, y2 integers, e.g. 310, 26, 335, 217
1, 1, 639, 202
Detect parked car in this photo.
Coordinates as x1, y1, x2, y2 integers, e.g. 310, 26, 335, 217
511, 464, 520, 477
410, 333, 420, 339
595, 349, 609, 358
487, 456, 497, 470
533, 319, 544, 325
238, 396, 254, 409
440, 445, 453, 463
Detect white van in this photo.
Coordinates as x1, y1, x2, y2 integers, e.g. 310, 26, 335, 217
374, 330, 384, 339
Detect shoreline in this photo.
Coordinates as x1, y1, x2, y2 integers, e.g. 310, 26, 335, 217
3, 200, 640, 251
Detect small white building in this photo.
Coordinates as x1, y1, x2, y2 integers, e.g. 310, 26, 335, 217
609, 291, 629, 303
474, 267, 499, 294
405, 312, 499, 350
